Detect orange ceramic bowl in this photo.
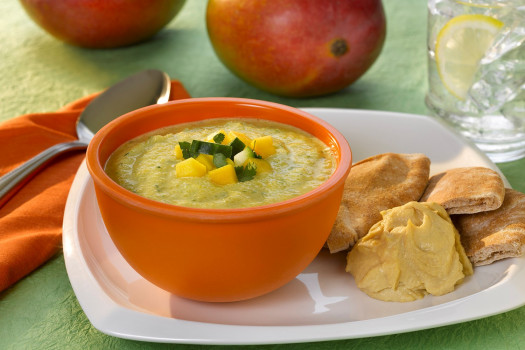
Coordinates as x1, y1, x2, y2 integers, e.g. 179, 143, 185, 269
86, 98, 352, 302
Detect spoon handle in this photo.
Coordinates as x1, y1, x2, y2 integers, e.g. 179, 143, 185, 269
0, 140, 88, 207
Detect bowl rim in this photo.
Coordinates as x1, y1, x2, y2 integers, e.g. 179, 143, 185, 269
86, 97, 352, 223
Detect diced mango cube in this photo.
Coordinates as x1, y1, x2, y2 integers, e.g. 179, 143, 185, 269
245, 158, 272, 174
176, 158, 207, 177
174, 144, 183, 159
207, 129, 227, 144
195, 154, 216, 171
222, 132, 234, 145
208, 164, 238, 185
251, 135, 276, 158
224, 131, 252, 147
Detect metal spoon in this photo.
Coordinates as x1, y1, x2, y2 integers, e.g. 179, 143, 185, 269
0, 69, 171, 206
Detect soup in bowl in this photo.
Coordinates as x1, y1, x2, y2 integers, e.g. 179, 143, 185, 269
86, 98, 352, 302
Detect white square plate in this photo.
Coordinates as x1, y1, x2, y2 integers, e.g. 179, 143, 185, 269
63, 108, 525, 345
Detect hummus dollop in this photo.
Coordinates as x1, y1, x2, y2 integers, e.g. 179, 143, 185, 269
346, 201, 473, 302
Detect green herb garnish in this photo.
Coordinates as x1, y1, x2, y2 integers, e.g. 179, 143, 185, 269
213, 132, 225, 144
235, 162, 257, 182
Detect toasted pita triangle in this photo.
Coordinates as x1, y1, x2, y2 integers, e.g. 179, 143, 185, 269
453, 188, 525, 266
420, 167, 505, 214
326, 153, 430, 253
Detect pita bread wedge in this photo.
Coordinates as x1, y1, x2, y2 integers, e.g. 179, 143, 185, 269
420, 167, 504, 214
326, 153, 430, 253
453, 188, 525, 266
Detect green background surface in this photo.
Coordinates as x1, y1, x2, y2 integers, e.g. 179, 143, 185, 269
1, 1, 525, 349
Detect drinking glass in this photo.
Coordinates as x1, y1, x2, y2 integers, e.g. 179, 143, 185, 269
426, 0, 525, 163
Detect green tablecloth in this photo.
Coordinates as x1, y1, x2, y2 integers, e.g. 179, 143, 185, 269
1, 1, 524, 349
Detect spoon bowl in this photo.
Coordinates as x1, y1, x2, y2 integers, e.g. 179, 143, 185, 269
76, 70, 171, 142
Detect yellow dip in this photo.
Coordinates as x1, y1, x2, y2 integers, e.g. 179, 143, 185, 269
346, 201, 473, 302
105, 119, 336, 209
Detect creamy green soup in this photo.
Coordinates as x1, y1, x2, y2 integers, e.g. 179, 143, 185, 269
105, 119, 336, 209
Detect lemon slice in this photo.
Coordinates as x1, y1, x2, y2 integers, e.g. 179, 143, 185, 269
435, 14, 503, 100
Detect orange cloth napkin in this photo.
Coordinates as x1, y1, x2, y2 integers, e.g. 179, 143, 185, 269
0, 80, 191, 292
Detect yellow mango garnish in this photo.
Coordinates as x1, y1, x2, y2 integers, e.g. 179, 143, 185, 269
195, 154, 216, 171
174, 144, 183, 159
175, 158, 207, 177
224, 131, 252, 147
245, 158, 272, 174
251, 135, 276, 158
208, 164, 238, 185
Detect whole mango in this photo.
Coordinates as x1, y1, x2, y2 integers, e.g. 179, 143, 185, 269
206, 0, 386, 97
19, 0, 186, 48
